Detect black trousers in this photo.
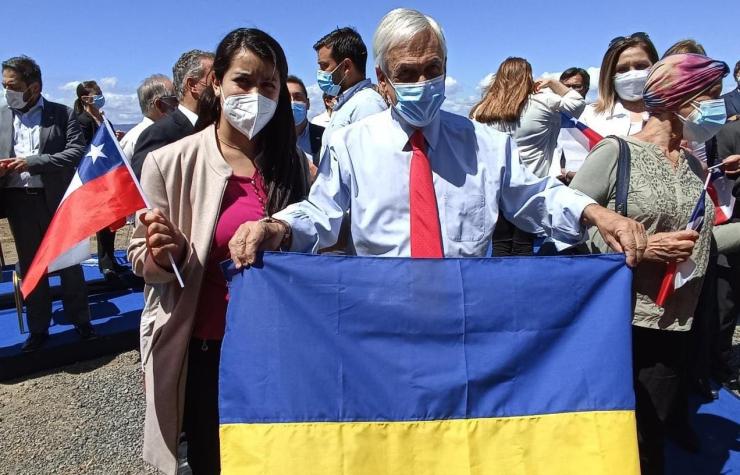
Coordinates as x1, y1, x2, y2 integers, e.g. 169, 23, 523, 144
633, 326, 690, 475
491, 215, 535, 256
714, 252, 740, 376
96, 228, 117, 272
183, 339, 222, 475
2, 189, 90, 333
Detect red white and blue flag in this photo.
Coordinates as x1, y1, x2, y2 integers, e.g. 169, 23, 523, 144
21, 121, 147, 298
655, 187, 707, 307
560, 112, 604, 152
706, 161, 736, 226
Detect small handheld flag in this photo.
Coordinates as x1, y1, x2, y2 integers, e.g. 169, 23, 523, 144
655, 187, 707, 307
560, 112, 604, 152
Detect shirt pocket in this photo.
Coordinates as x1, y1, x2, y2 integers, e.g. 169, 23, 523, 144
444, 193, 486, 242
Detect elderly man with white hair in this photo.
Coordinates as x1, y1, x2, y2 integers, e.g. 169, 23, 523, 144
227, 8, 647, 265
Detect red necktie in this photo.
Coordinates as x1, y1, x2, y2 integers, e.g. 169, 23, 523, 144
409, 130, 443, 258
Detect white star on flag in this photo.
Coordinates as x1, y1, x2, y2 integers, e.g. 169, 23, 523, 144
87, 144, 107, 163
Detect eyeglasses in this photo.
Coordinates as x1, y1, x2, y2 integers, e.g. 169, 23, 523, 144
608, 32, 650, 49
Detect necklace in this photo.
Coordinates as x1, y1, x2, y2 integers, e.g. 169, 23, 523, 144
217, 135, 248, 152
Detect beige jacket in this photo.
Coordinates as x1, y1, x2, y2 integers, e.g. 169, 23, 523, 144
128, 125, 233, 474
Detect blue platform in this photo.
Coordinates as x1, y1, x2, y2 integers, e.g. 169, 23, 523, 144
0, 251, 144, 380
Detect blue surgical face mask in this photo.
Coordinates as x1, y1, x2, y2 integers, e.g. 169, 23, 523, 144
292, 101, 307, 125
389, 75, 446, 128
92, 94, 105, 109
316, 61, 346, 97
676, 98, 727, 143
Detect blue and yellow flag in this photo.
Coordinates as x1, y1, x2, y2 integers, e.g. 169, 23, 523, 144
220, 253, 639, 474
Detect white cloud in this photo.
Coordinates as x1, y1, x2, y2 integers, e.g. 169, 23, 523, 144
99, 77, 118, 89
306, 83, 324, 120
477, 73, 496, 92
59, 81, 80, 91
445, 76, 460, 95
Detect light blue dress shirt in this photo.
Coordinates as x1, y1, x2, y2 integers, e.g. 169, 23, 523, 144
320, 78, 387, 157
274, 108, 597, 257
7, 97, 44, 188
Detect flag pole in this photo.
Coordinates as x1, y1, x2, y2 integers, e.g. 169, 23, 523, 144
104, 120, 185, 288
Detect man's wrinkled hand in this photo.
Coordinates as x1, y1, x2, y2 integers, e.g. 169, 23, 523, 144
581, 204, 647, 267
228, 220, 289, 269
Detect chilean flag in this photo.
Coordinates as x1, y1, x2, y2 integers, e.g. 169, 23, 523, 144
655, 188, 706, 307
705, 139, 736, 225
20, 121, 147, 298
560, 112, 604, 151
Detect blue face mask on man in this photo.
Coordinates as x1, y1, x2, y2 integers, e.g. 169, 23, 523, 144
92, 94, 105, 109
389, 75, 446, 128
317, 61, 346, 97
292, 102, 307, 125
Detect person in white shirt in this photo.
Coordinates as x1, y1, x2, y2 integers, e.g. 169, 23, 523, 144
119, 74, 177, 160
471, 57, 586, 179
313, 27, 387, 155
580, 33, 659, 137
310, 93, 333, 128
550, 67, 592, 181
224, 8, 647, 268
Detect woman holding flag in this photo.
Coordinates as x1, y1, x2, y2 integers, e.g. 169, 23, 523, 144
571, 53, 734, 474
128, 28, 309, 474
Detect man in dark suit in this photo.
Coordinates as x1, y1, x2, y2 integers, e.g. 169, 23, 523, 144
0, 56, 93, 351
722, 60, 740, 120
287, 75, 325, 168
131, 50, 214, 178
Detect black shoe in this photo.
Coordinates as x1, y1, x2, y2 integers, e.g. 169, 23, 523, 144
693, 377, 719, 401
112, 263, 130, 274
75, 322, 97, 340
102, 268, 126, 286
722, 376, 740, 392
21, 332, 49, 352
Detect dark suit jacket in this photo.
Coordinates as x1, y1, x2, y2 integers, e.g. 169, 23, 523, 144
131, 108, 194, 178
76, 110, 115, 146
717, 120, 740, 204
723, 88, 740, 119
0, 99, 86, 216
308, 122, 325, 166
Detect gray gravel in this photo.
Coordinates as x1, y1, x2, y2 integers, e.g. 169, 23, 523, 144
0, 351, 157, 475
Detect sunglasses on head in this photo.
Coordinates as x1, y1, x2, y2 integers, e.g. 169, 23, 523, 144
608, 32, 650, 48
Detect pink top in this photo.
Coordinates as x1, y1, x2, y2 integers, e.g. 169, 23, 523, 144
192, 171, 267, 340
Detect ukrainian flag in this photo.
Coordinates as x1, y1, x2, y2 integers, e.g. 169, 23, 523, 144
220, 253, 639, 474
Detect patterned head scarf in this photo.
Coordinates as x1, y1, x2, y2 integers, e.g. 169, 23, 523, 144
643, 53, 729, 113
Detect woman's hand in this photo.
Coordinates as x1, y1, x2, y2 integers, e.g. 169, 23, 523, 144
722, 154, 740, 176
643, 230, 699, 264
139, 209, 186, 270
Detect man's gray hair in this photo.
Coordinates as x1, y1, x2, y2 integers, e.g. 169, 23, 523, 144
172, 49, 214, 100
137, 74, 175, 117
373, 8, 447, 74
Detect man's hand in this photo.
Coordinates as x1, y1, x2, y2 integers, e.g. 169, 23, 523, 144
0, 157, 28, 173
228, 220, 289, 269
139, 209, 186, 270
643, 230, 699, 264
581, 204, 647, 267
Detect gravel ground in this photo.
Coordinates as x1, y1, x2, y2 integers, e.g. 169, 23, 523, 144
0, 351, 157, 475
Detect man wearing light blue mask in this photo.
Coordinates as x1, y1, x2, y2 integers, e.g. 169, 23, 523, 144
230, 8, 648, 270
287, 75, 324, 168
313, 27, 386, 159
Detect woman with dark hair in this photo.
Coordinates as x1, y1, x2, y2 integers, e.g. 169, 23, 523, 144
128, 28, 309, 474
581, 33, 660, 137
571, 53, 733, 474
470, 57, 585, 255
74, 80, 128, 279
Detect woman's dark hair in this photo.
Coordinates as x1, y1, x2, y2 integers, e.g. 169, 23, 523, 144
195, 28, 308, 215
73, 80, 101, 114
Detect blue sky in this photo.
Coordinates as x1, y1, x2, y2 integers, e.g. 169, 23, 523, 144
2, 0, 737, 124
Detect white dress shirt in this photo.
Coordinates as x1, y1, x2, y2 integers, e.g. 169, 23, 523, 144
489, 89, 585, 178
6, 97, 45, 188
177, 104, 198, 127
320, 78, 387, 156
580, 101, 648, 138
119, 116, 154, 160
274, 108, 596, 257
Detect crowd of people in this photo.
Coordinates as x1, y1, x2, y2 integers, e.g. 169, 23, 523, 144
1, 7, 739, 475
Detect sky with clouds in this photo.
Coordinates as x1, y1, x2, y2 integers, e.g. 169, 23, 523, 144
1, 0, 737, 125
